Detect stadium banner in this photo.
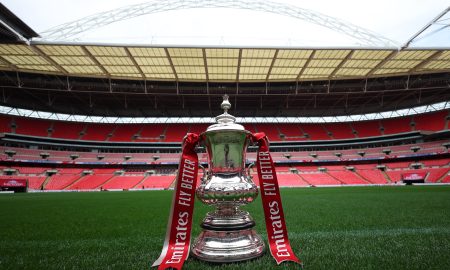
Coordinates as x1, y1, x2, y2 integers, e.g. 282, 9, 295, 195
0, 179, 27, 187
153, 132, 300, 269
152, 133, 200, 270
252, 132, 301, 265
402, 172, 427, 180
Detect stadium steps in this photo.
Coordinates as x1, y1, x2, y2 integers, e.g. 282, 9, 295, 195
325, 172, 344, 184
296, 174, 312, 186
64, 174, 89, 190
48, 122, 54, 137
445, 112, 450, 129
161, 125, 168, 142
436, 171, 449, 183
349, 122, 358, 138
78, 125, 88, 140
354, 171, 374, 184
133, 126, 145, 142
106, 126, 118, 142
93, 174, 117, 189
168, 175, 178, 189
349, 171, 373, 184
381, 170, 392, 183
322, 125, 334, 140
40, 176, 51, 190
131, 175, 149, 189
297, 125, 307, 140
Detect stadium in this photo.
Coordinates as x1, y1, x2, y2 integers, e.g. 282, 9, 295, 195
0, 1, 449, 269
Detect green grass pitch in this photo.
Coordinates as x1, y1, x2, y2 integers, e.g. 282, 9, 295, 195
0, 186, 449, 270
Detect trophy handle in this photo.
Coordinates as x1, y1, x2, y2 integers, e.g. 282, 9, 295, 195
246, 162, 254, 179
199, 164, 208, 184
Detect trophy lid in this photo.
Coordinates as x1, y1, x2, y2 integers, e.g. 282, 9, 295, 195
206, 95, 245, 132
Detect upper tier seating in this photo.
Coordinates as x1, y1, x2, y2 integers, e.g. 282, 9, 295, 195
0, 109, 447, 142
81, 124, 115, 141
51, 121, 85, 140
381, 117, 412, 135
325, 123, 356, 140
109, 124, 142, 142
351, 120, 382, 138
414, 110, 448, 131
14, 117, 50, 137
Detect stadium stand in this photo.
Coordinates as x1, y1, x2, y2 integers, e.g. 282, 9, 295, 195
381, 117, 412, 135
325, 123, 356, 140
413, 110, 448, 131
0, 110, 448, 142
81, 124, 115, 141
14, 117, 50, 137
51, 121, 85, 140
0, 108, 448, 190
300, 123, 330, 140
68, 174, 114, 190
134, 175, 175, 189
352, 120, 382, 138
109, 124, 142, 142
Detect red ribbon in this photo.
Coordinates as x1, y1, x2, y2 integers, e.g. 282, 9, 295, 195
152, 133, 200, 270
153, 132, 301, 269
252, 132, 301, 265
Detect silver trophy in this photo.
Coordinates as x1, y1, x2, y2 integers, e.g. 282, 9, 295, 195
191, 95, 265, 262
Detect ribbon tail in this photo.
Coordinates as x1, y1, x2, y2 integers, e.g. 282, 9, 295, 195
152, 133, 200, 269
252, 132, 302, 265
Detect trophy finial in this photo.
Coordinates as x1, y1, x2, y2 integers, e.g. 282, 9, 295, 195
215, 95, 236, 124
221, 94, 231, 113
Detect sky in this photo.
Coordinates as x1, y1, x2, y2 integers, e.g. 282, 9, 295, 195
2, 0, 450, 47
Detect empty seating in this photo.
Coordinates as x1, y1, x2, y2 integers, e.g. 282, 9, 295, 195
27, 176, 47, 189
0, 116, 12, 133
351, 120, 382, 138
51, 121, 85, 140
276, 173, 309, 187
254, 124, 281, 140
0, 110, 447, 143
45, 174, 81, 190
381, 117, 412, 135
101, 175, 144, 189
327, 170, 368, 185
325, 123, 355, 139
299, 173, 341, 185
357, 169, 389, 184
277, 124, 306, 140
300, 124, 330, 140
17, 167, 48, 174
109, 124, 141, 142
69, 174, 113, 190
14, 117, 50, 137
414, 110, 448, 131
81, 124, 115, 141
134, 175, 175, 189
163, 124, 190, 142
138, 124, 166, 141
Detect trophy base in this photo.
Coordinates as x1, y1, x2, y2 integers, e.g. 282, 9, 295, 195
191, 228, 265, 263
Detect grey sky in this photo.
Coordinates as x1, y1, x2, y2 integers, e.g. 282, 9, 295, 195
2, 0, 449, 47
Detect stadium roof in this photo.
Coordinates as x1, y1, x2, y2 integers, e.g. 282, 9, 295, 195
0, 1, 448, 120
0, 43, 449, 82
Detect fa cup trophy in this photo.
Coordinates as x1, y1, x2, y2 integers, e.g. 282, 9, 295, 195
153, 95, 300, 269
191, 95, 265, 262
